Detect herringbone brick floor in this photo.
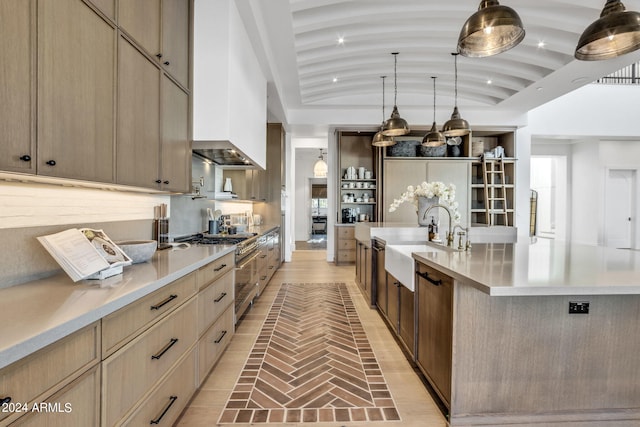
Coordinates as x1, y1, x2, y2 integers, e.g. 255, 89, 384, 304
218, 282, 400, 423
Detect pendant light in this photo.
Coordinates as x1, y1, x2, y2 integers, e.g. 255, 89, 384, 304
443, 53, 471, 137
458, 0, 525, 57
575, 0, 640, 61
372, 76, 396, 147
313, 149, 327, 178
422, 76, 445, 147
382, 53, 410, 137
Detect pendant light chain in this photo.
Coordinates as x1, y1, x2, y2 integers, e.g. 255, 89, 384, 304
432, 76, 437, 122
393, 53, 398, 106
454, 53, 459, 107
382, 75, 387, 122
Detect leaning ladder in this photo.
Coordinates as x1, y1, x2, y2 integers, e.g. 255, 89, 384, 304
482, 157, 509, 226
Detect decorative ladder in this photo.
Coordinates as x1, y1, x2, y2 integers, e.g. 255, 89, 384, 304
482, 157, 509, 226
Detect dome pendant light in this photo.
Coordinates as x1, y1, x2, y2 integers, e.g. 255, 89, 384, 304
458, 0, 525, 57
443, 53, 471, 137
382, 53, 410, 137
575, 0, 640, 61
422, 76, 445, 147
313, 149, 327, 178
372, 76, 396, 147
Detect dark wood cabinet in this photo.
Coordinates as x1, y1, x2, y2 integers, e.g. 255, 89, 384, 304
374, 245, 387, 315
415, 262, 453, 406
398, 283, 415, 358
386, 273, 400, 334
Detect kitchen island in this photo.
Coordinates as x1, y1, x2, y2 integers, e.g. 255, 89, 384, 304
410, 239, 640, 426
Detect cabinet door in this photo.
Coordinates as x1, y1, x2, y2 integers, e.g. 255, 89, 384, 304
416, 265, 453, 405
38, 0, 115, 182
426, 161, 470, 228
383, 160, 428, 222
161, 0, 190, 87
0, 0, 35, 174
375, 247, 387, 314
118, 0, 161, 57
364, 245, 372, 302
160, 75, 190, 192
386, 273, 400, 334
398, 284, 415, 358
116, 37, 160, 188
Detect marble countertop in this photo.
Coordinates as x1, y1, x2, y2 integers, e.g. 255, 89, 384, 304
355, 222, 517, 244
0, 244, 235, 370
412, 239, 640, 296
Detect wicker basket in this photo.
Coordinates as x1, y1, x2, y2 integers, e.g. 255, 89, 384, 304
417, 144, 446, 157
386, 140, 421, 157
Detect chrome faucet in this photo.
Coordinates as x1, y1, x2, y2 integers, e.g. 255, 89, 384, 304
423, 204, 454, 248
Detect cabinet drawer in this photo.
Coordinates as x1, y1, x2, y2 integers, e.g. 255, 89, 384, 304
198, 305, 234, 385
121, 348, 196, 427
101, 297, 197, 427
196, 252, 235, 290
336, 249, 355, 262
10, 365, 100, 427
197, 270, 234, 336
0, 322, 100, 424
337, 226, 355, 239
102, 272, 197, 357
416, 263, 453, 287
337, 239, 356, 250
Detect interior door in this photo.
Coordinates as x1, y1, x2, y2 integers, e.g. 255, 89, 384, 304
605, 169, 635, 249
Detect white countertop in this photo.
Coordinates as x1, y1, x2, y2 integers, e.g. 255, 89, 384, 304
0, 244, 236, 370
412, 239, 640, 296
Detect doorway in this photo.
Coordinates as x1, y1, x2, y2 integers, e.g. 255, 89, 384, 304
530, 156, 568, 240
604, 169, 636, 249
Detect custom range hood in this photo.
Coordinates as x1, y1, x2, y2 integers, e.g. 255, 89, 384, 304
192, 140, 257, 168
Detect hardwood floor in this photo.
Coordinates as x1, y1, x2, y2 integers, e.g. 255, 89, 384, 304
176, 251, 447, 426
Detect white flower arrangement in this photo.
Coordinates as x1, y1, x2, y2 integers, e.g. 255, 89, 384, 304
389, 181, 461, 223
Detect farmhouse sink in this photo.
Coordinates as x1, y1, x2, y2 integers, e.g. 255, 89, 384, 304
385, 244, 445, 292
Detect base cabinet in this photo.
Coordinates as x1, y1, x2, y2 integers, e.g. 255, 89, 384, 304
398, 284, 415, 359
335, 226, 355, 264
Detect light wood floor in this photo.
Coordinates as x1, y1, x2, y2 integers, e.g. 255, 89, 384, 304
176, 251, 448, 426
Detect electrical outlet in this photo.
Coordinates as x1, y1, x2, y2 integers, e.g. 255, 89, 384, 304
569, 301, 589, 314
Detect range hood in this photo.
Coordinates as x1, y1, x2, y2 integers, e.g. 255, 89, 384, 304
192, 140, 258, 168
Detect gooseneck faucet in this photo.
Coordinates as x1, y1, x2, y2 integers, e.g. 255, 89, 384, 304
423, 204, 454, 248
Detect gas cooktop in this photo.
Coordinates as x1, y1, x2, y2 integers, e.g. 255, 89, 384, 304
174, 233, 257, 246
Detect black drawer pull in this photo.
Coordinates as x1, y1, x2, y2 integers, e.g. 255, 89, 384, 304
0, 397, 11, 405
417, 271, 442, 286
214, 330, 227, 344
45, 160, 56, 166
213, 263, 227, 272
150, 395, 177, 424
151, 338, 179, 360
150, 294, 177, 311
19, 155, 31, 162
214, 292, 227, 303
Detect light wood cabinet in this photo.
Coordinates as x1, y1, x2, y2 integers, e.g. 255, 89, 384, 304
415, 262, 453, 406
118, 0, 161, 61
0, 0, 35, 174
102, 271, 197, 358
335, 226, 356, 265
197, 270, 233, 336
88, 0, 115, 21
101, 297, 197, 426
197, 305, 234, 385
160, 74, 190, 192
116, 36, 161, 188
37, 0, 115, 182
0, 322, 100, 425
122, 348, 196, 427
9, 366, 101, 427
196, 252, 234, 290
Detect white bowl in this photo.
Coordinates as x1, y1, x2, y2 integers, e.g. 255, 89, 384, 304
116, 240, 157, 264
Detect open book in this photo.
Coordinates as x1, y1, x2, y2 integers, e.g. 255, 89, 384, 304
38, 228, 132, 282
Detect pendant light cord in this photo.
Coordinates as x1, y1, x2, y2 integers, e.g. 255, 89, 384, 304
392, 52, 398, 106
453, 52, 459, 107
432, 76, 437, 122
381, 76, 387, 122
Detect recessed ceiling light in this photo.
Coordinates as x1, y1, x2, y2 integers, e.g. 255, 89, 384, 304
337, 36, 345, 45
487, 79, 492, 85
537, 41, 546, 48
332, 77, 338, 83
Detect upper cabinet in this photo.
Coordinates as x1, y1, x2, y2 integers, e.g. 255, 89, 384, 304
193, 0, 266, 169
0, 0, 35, 174
37, 0, 116, 183
160, 75, 190, 192
118, 0, 189, 88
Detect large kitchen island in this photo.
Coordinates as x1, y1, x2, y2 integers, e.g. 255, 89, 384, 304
356, 223, 640, 426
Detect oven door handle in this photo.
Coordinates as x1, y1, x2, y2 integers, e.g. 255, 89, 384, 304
235, 251, 260, 270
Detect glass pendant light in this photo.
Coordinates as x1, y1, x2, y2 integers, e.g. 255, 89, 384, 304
313, 149, 327, 178
422, 76, 446, 147
443, 53, 471, 137
372, 76, 396, 147
575, 0, 640, 61
458, 0, 525, 57
382, 53, 410, 137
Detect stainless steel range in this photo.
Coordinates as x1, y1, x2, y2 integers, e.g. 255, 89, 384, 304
174, 233, 259, 323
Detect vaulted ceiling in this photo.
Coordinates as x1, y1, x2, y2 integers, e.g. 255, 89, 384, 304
238, 0, 640, 136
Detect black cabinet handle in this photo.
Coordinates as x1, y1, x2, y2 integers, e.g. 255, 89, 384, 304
45, 160, 56, 166
213, 263, 227, 272
151, 338, 179, 360
0, 397, 11, 405
214, 292, 227, 303
156, 53, 163, 59
150, 395, 177, 424
163, 180, 170, 185
417, 271, 442, 286
214, 330, 227, 344
19, 155, 31, 162
150, 294, 178, 310
163, 61, 170, 66
155, 179, 162, 184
